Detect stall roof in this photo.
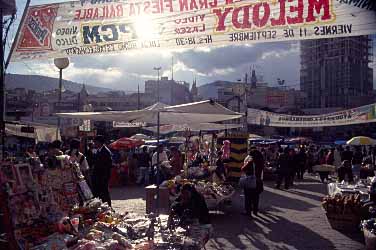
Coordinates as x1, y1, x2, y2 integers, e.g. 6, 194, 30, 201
56, 100, 243, 125
144, 123, 242, 134
5, 122, 60, 142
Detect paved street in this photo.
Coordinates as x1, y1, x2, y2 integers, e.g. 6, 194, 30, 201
111, 177, 364, 250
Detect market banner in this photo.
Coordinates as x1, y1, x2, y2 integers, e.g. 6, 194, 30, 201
11, 0, 376, 61
247, 103, 376, 127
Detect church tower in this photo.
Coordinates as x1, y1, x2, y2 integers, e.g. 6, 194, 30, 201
191, 78, 198, 101
250, 68, 257, 88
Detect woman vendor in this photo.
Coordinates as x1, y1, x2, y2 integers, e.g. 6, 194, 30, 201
171, 183, 210, 225
213, 151, 226, 183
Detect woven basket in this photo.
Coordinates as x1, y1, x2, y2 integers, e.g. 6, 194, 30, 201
326, 213, 360, 232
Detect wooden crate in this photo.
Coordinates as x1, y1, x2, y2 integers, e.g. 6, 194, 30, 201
145, 185, 170, 215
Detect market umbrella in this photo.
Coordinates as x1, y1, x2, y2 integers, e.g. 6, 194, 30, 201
312, 164, 336, 172
248, 134, 262, 139
346, 136, 375, 146
109, 137, 144, 150
130, 133, 150, 140
287, 137, 312, 144
334, 140, 347, 145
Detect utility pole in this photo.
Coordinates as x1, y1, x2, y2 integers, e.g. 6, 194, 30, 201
243, 73, 248, 133
153, 67, 161, 102
1, 2, 18, 160
171, 56, 174, 81
137, 84, 140, 110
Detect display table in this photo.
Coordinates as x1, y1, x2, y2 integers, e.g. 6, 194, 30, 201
327, 182, 369, 200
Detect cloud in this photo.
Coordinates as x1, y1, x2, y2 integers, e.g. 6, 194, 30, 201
9, 40, 301, 91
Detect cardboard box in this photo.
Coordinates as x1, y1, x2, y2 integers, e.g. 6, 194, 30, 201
145, 185, 170, 214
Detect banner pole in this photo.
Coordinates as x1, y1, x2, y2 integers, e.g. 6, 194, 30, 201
1, 7, 4, 160
4, 0, 30, 71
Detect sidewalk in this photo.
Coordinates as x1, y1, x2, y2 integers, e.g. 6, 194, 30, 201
111, 177, 364, 250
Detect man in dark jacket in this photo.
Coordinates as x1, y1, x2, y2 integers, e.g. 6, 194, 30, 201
296, 147, 307, 180
276, 147, 291, 189
92, 135, 113, 206
341, 146, 353, 162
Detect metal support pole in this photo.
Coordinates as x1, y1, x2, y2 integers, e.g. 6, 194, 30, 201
5, 0, 31, 71
156, 111, 160, 214
157, 70, 160, 102
1, 8, 5, 160
243, 73, 248, 132
137, 84, 140, 110
56, 68, 63, 139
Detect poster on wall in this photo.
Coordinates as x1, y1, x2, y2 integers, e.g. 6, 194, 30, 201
247, 103, 376, 127
11, 0, 376, 61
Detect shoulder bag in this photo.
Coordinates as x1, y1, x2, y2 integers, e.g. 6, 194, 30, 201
239, 162, 257, 189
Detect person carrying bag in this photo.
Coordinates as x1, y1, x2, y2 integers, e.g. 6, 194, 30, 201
240, 147, 265, 218
239, 159, 257, 189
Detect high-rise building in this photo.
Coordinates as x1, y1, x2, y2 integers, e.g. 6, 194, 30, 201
300, 36, 373, 109
144, 77, 192, 105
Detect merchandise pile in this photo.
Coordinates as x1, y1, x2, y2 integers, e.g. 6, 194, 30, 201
0, 156, 212, 250
322, 193, 362, 231
162, 178, 235, 210
322, 193, 362, 215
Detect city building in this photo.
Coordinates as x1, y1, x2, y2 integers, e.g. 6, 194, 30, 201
144, 77, 193, 105
217, 69, 306, 112
300, 36, 373, 109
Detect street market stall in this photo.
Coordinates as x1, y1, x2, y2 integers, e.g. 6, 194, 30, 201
0, 155, 213, 250
160, 178, 235, 211
57, 100, 242, 209
323, 179, 373, 232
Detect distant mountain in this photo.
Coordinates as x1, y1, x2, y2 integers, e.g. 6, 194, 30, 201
5, 74, 112, 94
198, 80, 234, 100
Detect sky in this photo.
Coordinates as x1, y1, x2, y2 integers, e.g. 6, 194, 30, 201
4, 0, 376, 93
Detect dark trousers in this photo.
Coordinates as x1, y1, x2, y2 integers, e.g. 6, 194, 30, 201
318, 171, 329, 183
92, 176, 111, 206
244, 188, 259, 214
338, 167, 354, 182
276, 172, 290, 189
297, 164, 305, 179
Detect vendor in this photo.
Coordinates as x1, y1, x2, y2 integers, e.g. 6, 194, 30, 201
337, 160, 354, 183
214, 151, 226, 183
171, 183, 210, 225
362, 193, 376, 220
169, 146, 183, 177
360, 157, 375, 180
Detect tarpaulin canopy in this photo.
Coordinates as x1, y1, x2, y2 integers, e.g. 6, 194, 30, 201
143, 123, 243, 134
5, 122, 61, 142
56, 100, 243, 125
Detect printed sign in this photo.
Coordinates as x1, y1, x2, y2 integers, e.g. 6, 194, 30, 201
113, 121, 146, 127
247, 103, 376, 127
11, 0, 376, 61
